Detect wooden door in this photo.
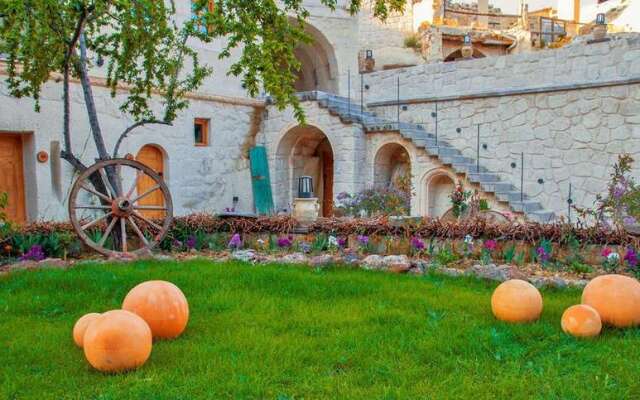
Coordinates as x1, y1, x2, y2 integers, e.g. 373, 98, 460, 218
0, 134, 26, 223
136, 145, 165, 219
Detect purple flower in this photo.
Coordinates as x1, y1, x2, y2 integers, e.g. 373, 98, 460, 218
613, 184, 626, 199
228, 233, 242, 249
185, 236, 197, 250
357, 235, 369, 246
536, 247, 550, 263
277, 236, 293, 248
337, 192, 350, 200
624, 216, 637, 226
337, 237, 348, 248
484, 240, 497, 251
624, 247, 638, 267
19, 245, 46, 262
172, 240, 183, 249
411, 237, 425, 250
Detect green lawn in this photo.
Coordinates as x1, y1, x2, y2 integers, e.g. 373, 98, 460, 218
1, 260, 640, 399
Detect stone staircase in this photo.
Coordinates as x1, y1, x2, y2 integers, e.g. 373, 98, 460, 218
300, 91, 555, 223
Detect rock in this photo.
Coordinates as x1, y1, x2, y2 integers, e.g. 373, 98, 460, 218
232, 249, 258, 263
342, 253, 361, 265
108, 252, 139, 263
362, 255, 385, 270
280, 253, 307, 264
385, 254, 412, 273
440, 267, 464, 277
529, 276, 569, 288
467, 264, 508, 281
310, 254, 334, 268
37, 258, 69, 269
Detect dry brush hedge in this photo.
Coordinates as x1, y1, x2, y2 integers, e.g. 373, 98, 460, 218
12, 214, 640, 247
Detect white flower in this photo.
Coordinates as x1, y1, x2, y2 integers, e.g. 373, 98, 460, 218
257, 239, 265, 246
608, 252, 620, 262
328, 235, 338, 247
464, 234, 474, 245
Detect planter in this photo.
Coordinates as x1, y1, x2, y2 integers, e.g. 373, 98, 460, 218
461, 45, 473, 59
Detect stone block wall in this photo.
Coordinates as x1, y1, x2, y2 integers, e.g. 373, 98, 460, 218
363, 34, 640, 217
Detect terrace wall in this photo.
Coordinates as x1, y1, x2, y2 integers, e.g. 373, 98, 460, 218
362, 34, 640, 217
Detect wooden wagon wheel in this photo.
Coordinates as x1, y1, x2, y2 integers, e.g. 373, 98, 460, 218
68, 158, 173, 257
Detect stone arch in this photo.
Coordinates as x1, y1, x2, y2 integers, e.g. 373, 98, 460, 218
291, 19, 339, 93
275, 124, 334, 216
373, 142, 412, 191
419, 169, 457, 218
444, 48, 486, 62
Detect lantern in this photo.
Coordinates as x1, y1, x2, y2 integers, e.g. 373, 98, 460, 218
298, 176, 314, 199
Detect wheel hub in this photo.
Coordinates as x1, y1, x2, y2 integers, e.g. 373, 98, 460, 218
112, 197, 133, 217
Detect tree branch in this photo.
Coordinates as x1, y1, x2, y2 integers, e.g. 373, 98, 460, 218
112, 120, 172, 158
77, 32, 109, 161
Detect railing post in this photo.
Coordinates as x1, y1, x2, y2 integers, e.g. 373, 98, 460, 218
347, 69, 351, 116
567, 183, 573, 224
360, 73, 364, 113
476, 124, 480, 173
521, 152, 525, 203
397, 76, 400, 128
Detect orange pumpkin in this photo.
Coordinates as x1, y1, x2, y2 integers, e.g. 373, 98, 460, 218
582, 274, 640, 328
561, 304, 602, 338
73, 312, 101, 348
491, 279, 543, 323
83, 310, 152, 372
122, 280, 189, 339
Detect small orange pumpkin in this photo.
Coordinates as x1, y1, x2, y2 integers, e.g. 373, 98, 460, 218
561, 304, 602, 338
122, 281, 189, 339
83, 310, 152, 372
72, 312, 101, 348
582, 274, 640, 328
491, 279, 543, 323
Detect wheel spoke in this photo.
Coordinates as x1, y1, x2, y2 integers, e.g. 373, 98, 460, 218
131, 184, 161, 204
120, 218, 128, 253
74, 205, 112, 210
128, 217, 149, 246
132, 211, 163, 231
126, 171, 143, 199
98, 217, 119, 247
98, 167, 118, 198
81, 212, 113, 231
80, 183, 112, 203
134, 205, 167, 211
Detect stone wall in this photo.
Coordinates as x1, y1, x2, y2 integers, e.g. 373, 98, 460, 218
0, 77, 260, 221
362, 34, 640, 217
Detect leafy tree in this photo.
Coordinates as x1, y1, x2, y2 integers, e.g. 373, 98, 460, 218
0, 0, 405, 171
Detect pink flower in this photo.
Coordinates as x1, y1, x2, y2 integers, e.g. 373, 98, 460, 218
601, 248, 612, 258
484, 240, 497, 251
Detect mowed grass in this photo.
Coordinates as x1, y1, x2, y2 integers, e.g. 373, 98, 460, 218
2, 260, 640, 399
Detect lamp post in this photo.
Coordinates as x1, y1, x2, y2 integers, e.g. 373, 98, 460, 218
461, 33, 473, 59
593, 13, 607, 41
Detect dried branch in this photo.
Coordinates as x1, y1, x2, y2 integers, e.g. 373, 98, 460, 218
112, 120, 172, 158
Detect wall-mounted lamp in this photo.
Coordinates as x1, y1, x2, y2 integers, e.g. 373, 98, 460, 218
596, 13, 606, 25
298, 176, 314, 199
463, 33, 472, 45
365, 50, 373, 60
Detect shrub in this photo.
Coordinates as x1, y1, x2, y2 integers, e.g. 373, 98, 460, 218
404, 33, 422, 50
335, 187, 410, 217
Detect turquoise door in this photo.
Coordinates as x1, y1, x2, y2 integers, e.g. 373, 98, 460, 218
249, 146, 275, 215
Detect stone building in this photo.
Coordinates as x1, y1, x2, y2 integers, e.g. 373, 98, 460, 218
0, 0, 639, 224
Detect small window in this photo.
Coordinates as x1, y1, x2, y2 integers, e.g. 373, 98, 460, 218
194, 118, 209, 146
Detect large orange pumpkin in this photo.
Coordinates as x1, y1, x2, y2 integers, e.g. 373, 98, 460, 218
561, 304, 602, 338
491, 279, 543, 323
582, 274, 640, 328
122, 280, 189, 339
73, 312, 101, 348
83, 310, 152, 372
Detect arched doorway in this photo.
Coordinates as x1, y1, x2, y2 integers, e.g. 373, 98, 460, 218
374, 143, 412, 192
444, 48, 486, 62
136, 145, 166, 218
292, 21, 339, 93
426, 173, 455, 218
275, 125, 334, 217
